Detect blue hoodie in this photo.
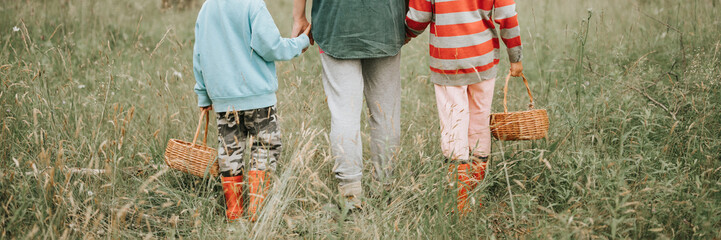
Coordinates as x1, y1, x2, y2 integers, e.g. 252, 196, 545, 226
193, 0, 310, 112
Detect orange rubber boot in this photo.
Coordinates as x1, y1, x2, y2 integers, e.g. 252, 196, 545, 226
471, 159, 487, 207
221, 175, 243, 221
454, 163, 475, 215
248, 170, 269, 222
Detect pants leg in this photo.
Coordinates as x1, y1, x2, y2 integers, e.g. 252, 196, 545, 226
217, 111, 248, 177
467, 79, 495, 158
245, 106, 281, 172
434, 84, 470, 161
320, 53, 364, 197
361, 54, 402, 184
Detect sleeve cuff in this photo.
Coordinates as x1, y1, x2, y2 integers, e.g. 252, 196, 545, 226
406, 28, 417, 38
296, 34, 310, 49
507, 46, 523, 63
197, 93, 212, 107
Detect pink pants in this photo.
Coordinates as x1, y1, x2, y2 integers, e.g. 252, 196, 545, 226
435, 78, 496, 161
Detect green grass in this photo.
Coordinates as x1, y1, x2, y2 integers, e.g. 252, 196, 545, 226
1, 0, 720, 238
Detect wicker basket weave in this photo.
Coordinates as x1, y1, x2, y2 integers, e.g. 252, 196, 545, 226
164, 110, 219, 177
490, 73, 549, 141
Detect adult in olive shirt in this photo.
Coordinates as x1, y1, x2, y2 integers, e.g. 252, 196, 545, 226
292, 0, 406, 209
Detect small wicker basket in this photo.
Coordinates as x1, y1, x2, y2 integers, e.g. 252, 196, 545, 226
490, 73, 549, 141
164, 109, 219, 177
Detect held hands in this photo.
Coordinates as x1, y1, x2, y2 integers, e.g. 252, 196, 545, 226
292, 17, 314, 44
200, 106, 213, 112
403, 31, 413, 45
291, 17, 313, 53
510, 61, 523, 77
302, 23, 311, 37
301, 23, 312, 53
404, 32, 412, 45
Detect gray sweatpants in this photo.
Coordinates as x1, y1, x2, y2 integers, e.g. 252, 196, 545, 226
320, 53, 401, 197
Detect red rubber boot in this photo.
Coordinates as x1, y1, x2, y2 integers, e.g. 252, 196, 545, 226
471, 159, 488, 208
248, 170, 269, 222
221, 175, 243, 221
454, 163, 475, 215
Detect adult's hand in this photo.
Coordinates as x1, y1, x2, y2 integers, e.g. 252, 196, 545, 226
510, 61, 523, 77
292, 0, 314, 45
291, 18, 310, 38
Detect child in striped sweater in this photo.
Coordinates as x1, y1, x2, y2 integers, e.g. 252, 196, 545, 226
405, 0, 524, 214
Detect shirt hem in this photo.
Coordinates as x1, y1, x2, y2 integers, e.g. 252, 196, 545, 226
430, 68, 498, 86
211, 93, 277, 113
317, 42, 402, 60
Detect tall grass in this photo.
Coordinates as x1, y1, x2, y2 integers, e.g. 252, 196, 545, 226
1, 0, 719, 238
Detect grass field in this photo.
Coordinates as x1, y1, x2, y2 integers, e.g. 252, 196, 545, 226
1, 0, 720, 238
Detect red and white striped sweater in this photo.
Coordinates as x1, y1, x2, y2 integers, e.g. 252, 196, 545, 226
406, 0, 523, 85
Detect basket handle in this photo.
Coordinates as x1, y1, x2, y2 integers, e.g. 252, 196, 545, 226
191, 109, 210, 147
502, 72, 535, 113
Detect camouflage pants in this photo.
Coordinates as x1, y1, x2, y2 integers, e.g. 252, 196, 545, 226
216, 106, 281, 177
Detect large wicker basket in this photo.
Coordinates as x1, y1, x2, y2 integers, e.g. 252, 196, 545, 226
164, 109, 219, 177
490, 73, 549, 141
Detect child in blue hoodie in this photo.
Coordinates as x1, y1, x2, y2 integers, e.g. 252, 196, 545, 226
193, 0, 311, 221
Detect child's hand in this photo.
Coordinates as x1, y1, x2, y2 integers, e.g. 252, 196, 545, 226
510, 62, 523, 77
302, 24, 311, 37
403, 31, 413, 45
200, 106, 213, 112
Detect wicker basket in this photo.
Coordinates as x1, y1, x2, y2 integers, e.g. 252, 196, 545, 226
164, 109, 219, 177
490, 73, 549, 141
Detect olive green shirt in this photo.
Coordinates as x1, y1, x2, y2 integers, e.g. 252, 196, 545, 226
311, 0, 407, 59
